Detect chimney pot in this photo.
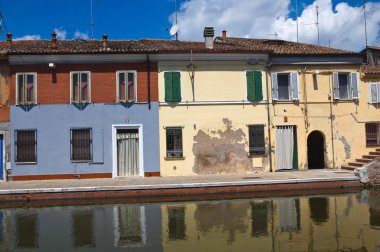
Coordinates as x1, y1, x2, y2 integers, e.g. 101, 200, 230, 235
51, 32, 57, 50
102, 34, 108, 49
203, 27, 215, 49
222, 30, 227, 39
6, 33, 12, 48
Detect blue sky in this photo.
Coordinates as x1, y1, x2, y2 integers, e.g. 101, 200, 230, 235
0, 0, 379, 50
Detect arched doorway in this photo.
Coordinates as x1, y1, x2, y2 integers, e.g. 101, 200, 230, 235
307, 131, 325, 169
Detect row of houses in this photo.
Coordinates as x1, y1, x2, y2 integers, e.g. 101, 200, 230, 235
0, 27, 379, 181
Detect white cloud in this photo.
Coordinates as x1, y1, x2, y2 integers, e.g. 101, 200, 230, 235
73, 31, 89, 40
171, 0, 380, 51
14, 34, 41, 40
53, 27, 67, 40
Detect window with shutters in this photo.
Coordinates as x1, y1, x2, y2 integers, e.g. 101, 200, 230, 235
271, 72, 299, 101
369, 83, 380, 103
166, 127, 183, 159
246, 71, 263, 101
365, 123, 380, 146
71, 71, 91, 103
16, 73, 37, 105
332, 72, 359, 100
164, 72, 181, 102
116, 71, 137, 102
15, 130, 37, 163
71, 128, 92, 161
248, 125, 265, 155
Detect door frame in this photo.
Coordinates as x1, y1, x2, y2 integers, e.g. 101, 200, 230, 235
275, 125, 298, 170
0, 134, 4, 181
112, 124, 144, 178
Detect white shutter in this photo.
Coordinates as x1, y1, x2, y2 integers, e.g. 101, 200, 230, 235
351, 72, 359, 100
271, 73, 278, 100
378, 84, 380, 103
369, 83, 378, 104
333, 72, 339, 99
290, 72, 299, 100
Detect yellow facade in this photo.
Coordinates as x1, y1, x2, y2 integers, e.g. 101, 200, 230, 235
159, 60, 379, 176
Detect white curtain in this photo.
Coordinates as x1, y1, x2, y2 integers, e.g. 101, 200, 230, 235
278, 198, 298, 233
117, 132, 139, 176
275, 126, 294, 170
117, 205, 143, 247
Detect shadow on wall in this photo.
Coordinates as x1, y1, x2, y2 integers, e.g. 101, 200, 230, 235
192, 118, 254, 174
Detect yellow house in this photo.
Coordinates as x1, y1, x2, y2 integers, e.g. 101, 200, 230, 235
156, 28, 377, 176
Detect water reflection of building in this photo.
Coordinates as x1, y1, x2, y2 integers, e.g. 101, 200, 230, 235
71, 210, 95, 248
15, 212, 39, 248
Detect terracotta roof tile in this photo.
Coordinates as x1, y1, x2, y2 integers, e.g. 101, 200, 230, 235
360, 64, 380, 75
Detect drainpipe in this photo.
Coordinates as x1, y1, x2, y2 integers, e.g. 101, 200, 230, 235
146, 55, 151, 110
328, 71, 336, 169
265, 65, 273, 172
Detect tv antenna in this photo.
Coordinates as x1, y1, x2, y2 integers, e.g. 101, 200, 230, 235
0, 9, 7, 34
268, 32, 278, 39
362, 0, 368, 47
169, 0, 179, 40
295, 0, 299, 42
303, 5, 320, 45
90, 0, 94, 39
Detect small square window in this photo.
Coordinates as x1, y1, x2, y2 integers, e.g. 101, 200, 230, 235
117, 71, 136, 102
166, 128, 183, 158
248, 125, 265, 155
16, 73, 37, 105
15, 130, 37, 163
71, 128, 92, 161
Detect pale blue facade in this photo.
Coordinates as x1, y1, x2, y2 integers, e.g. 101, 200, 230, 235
10, 103, 159, 177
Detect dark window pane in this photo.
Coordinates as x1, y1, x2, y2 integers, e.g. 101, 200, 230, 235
127, 72, 135, 101
366, 123, 379, 146
17, 75, 24, 103
249, 125, 265, 155
80, 73, 89, 101
309, 197, 329, 224
72, 73, 79, 102
71, 129, 92, 161
168, 207, 186, 240
277, 74, 290, 100
118, 72, 126, 101
16, 130, 36, 162
71, 210, 95, 248
338, 73, 349, 99
251, 202, 269, 237
166, 128, 183, 158
26, 75, 34, 103
15, 213, 38, 248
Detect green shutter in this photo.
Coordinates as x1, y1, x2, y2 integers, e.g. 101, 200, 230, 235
172, 72, 181, 102
246, 71, 255, 101
247, 71, 263, 101
254, 71, 263, 101
165, 72, 173, 102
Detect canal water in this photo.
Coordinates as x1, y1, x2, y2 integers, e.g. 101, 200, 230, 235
0, 189, 379, 252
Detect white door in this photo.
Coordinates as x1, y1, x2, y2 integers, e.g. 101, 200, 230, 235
275, 126, 294, 170
117, 129, 139, 176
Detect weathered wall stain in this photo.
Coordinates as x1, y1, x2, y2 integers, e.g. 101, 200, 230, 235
192, 118, 254, 174
336, 133, 351, 160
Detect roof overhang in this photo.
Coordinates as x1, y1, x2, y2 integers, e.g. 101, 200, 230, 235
271, 56, 364, 65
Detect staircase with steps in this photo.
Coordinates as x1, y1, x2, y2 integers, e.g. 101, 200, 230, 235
341, 148, 380, 171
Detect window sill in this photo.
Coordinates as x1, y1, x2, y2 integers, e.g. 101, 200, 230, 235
366, 144, 380, 147
165, 157, 185, 161
71, 160, 92, 163
273, 100, 298, 104
248, 154, 267, 158
15, 162, 37, 165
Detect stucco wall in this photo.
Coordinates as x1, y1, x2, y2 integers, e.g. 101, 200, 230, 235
10, 103, 159, 176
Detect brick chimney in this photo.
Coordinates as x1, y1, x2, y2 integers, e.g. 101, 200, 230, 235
203, 27, 214, 49
102, 34, 108, 49
222, 30, 227, 40
6, 33, 12, 48
51, 32, 57, 50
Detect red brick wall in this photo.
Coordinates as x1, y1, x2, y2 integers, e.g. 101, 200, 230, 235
10, 62, 158, 105
0, 60, 10, 122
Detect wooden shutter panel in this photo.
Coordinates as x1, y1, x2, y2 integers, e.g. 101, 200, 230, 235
172, 72, 181, 102
333, 72, 339, 99
246, 71, 255, 101
271, 73, 278, 100
290, 72, 299, 100
254, 71, 263, 101
164, 72, 173, 102
351, 72, 359, 99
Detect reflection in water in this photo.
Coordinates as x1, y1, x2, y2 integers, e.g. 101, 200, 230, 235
278, 198, 300, 233
251, 201, 269, 237
0, 190, 380, 251
168, 207, 186, 240
15, 212, 38, 248
71, 210, 95, 248
114, 205, 146, 247
309, 197, 329, 224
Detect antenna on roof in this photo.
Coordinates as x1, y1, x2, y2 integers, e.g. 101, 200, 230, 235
0, 9, 8, 34
90, 0, 94, 39
295, 0, 299, 42
268, 32, 278, 39
303, 5, 320, 45
169, 0, 179, 41
362, 0, 368, 47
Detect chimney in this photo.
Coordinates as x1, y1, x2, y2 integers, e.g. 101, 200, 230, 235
6, 33, 12, 48
203, 27, 214, 49
102, 34, 108, 49
51, 32, 57, 50
222, 30, 227, 40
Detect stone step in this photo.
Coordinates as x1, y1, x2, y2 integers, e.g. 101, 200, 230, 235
369, 151, 380, 156
376, 148, 380, 152
341, 165, 356, 171
348, 162, 363, 167
356, 158, 372, 163
363, 155, 378, 160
